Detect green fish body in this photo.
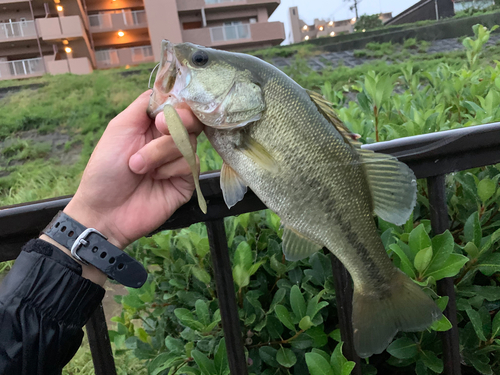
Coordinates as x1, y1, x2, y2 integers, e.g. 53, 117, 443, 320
148, 41, 441, 358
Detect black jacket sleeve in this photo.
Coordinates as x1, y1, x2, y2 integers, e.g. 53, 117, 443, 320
0, 239, 105, 375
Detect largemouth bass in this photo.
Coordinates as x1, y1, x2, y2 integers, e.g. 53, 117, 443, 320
147, 41, 441, 358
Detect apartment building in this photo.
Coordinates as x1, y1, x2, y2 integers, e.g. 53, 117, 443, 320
289, 6, 391, 44
0, 0, 284, 81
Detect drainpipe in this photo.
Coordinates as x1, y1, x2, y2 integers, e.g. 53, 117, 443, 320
435, 0, 439, 21
29, 0, 47, 73
201, 7, 207, 27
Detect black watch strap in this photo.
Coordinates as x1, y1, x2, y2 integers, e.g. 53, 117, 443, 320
43, 211, 147, 288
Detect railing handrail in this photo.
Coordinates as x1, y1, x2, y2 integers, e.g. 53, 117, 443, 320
0, 20, 36, 39
1, 121, 500, 261
0, 19, 35, 26
210, 23, 251, 42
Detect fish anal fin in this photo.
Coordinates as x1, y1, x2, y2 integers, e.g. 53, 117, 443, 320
221, 162, 248, 209
360, 149, 417, 226
239, 135, 279, 173
353, 270, 441, 358
282, 226, 323, 261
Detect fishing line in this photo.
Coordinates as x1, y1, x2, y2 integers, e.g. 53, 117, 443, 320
148, 63, 160, 89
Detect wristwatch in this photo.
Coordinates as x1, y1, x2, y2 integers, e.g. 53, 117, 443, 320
43, 211, 147, 288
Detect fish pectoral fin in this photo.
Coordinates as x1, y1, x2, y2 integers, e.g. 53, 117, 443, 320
360, 149, 416, 226
163, 105, 207, 214
221, 162, 248, 209
282, 226, 323, 261
238, 135, 279, 173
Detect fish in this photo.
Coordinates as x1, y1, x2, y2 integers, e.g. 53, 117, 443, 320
147, 40, 442, 358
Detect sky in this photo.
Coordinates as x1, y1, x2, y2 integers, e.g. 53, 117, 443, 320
268, 0, 420, 44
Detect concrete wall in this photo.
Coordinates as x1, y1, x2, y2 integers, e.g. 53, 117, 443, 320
92, 28, 150, 47
144, 0, 182, 61
86, 0, 143, 12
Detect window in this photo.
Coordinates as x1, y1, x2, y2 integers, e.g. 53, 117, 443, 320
249, 18, 256, 24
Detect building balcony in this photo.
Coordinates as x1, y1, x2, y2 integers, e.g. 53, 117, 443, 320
88, 10, 148, 33
95, 45, 154, 69
0, 57, 45, 81
0, 20, 37, 42
37, 15, 86, 41
182, 21, 284, 49
177, 0, 280, 13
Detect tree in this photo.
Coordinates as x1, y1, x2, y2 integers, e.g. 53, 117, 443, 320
354, 14, 383, 32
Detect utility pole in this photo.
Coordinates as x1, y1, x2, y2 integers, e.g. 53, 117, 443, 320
344, 0, 360, 20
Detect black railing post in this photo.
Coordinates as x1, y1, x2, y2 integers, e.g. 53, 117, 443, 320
86, 303, 117, 375
330, 253, 362, 375
427, 175, 461, 375
206, 219, 248, 375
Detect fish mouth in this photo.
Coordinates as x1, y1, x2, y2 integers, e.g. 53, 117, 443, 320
147, 40, 180, 119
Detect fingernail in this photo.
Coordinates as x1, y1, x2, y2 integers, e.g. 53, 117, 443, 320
130, 154, 146, 173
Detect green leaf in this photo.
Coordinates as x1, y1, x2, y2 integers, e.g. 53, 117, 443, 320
174, 308, 205, 331
430, 314, 452, 331
389, 243, 416, 278
275, 305, 296, 331
470, 356, 493, 375
299, 316, 314, 331
464, 212, 482, 248
387, 337, 418, 359
165, 337, 184, 354
409, 224, 431, 255
420, 350, 443, 373
478, 253, 500, 276
341, 362, 356, 375
464, 242, 479, 258
414, 246, 433, 274
232, 265, 250, 288
269, 288, 287, 313
479, 228, 500, 255
191, 266, 211, 284
424, 254, 468, 281
248, 261, 264, 276
192, 349, 216, 375
276, 347, 297, 368
259, 346, 279, 367
214, 339, 229, 375
426, 231, 454, 273
492, 311, 500, 338
195, 300, 210, 326
305, 352, 335, 375
478, 179, 496, 203
234, 241, 252, 270
466, 308, 487, 341
290, 285, 307, 319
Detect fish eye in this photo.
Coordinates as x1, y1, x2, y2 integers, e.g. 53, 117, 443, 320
192, 50, 209, 67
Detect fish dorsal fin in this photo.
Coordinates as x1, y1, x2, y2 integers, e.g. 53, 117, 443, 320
360, 149, 417, 226
239, 134, 280, 173
221, 162, 248, 209
306, 90, 416, 226
282, 226, 323, 261
306, 89, 362, 148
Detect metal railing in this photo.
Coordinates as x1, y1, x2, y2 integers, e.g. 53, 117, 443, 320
131, 45, 153, 62
0, 58, 44, 79
0, 20, 37, 40
210, 24, 250, 42
2, 122, 500, 374
88, 10, 147, 29
95, 49, 119, 66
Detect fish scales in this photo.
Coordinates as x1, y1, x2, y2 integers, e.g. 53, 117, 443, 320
148, 41, 442, 358
206, 69, 396, 290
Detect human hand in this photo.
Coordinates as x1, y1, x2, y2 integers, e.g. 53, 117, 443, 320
63, 91, 204, 250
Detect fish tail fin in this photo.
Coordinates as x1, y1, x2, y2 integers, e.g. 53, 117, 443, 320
352, 270, 442, 358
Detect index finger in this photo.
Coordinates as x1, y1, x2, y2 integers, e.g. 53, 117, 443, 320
155, 108, 204, 136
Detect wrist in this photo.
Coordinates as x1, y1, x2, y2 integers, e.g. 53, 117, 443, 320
39, 234, 108, 286
63, 199, 127, 249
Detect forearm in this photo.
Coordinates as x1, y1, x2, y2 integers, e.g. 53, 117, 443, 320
0, 239, 105, 375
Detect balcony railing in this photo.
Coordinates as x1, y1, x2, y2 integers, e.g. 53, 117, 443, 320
210, 24, 250, 42
2, 122, 500, 375
0, 20, 37, 40
0, 57, 44, 80
131, 45, 153, 62
88, 10, 147, 30
95, 45, 154, 68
